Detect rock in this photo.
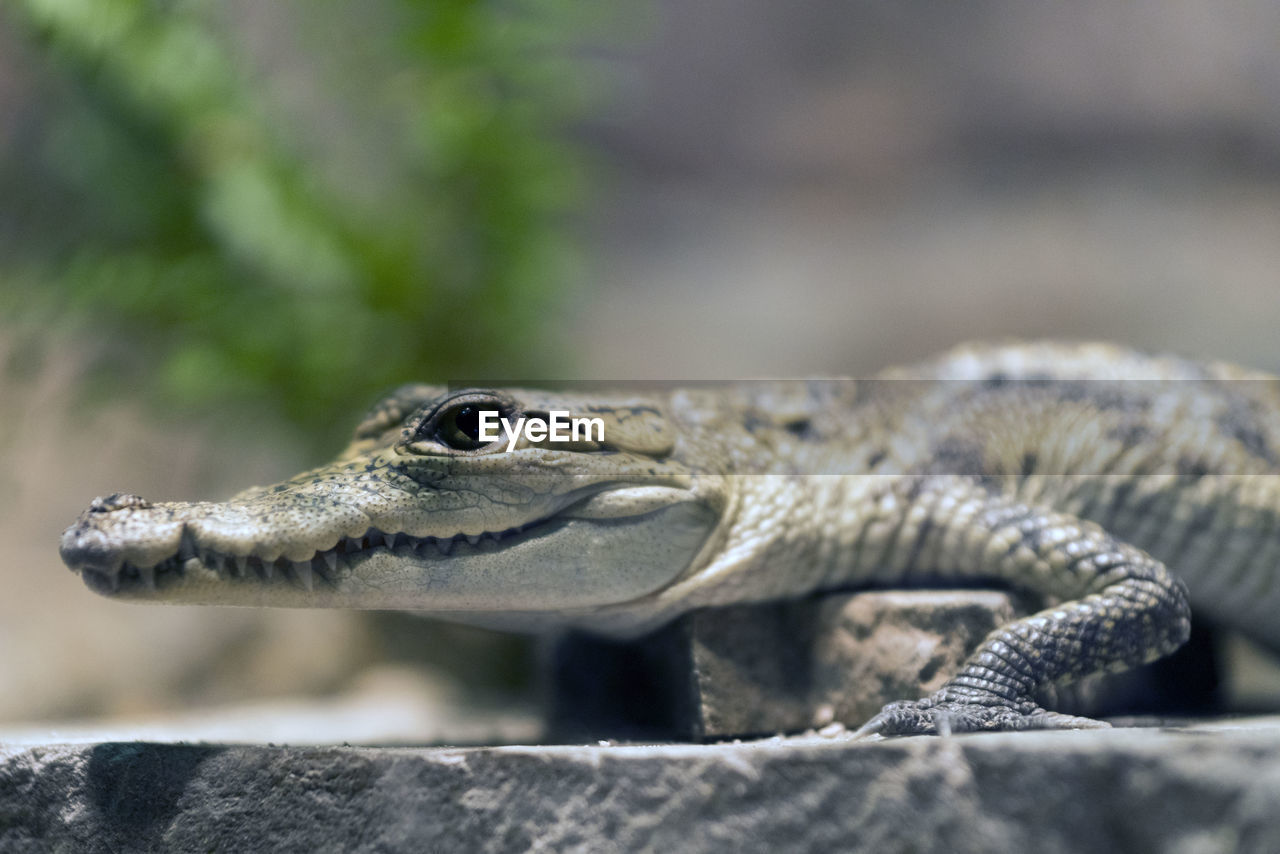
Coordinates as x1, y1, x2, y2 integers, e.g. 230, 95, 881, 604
698, 590, 1019, 735
4, 721, 1280, 852
549, 590, 1018, 740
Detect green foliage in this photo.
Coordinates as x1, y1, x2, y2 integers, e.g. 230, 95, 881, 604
1, 0, 597, 449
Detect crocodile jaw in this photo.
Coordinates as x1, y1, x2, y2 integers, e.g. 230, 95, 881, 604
59, 487, 717, 615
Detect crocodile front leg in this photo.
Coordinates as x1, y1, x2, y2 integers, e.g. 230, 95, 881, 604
854, 476, 1192, 737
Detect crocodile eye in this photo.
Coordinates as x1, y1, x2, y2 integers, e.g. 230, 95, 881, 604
407, 392, 514, 453
435, 404, 491, 450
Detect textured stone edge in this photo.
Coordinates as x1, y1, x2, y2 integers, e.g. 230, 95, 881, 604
5, 723, 1280, 853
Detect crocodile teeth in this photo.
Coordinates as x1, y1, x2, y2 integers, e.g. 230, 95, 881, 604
292, 561, 313, 591
131, 523, 544, 588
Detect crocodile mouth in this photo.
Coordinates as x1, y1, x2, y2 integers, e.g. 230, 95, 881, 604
79, 517, 566, 597
65, 482, 712, 613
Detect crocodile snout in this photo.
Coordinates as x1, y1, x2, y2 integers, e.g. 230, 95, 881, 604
59, 494, 184, 579
59, 521, 124, 574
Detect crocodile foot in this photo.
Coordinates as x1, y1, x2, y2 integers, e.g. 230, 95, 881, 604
852, 689, 1110, 738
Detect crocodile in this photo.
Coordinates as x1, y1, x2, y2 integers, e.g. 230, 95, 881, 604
59, 342, 1280, 736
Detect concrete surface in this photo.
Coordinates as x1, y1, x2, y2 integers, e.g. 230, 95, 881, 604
4, 719, 1280, 853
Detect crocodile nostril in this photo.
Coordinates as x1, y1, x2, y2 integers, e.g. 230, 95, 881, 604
88, 493, 153, 513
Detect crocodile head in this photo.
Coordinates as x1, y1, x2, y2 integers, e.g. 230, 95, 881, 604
59, 385, 728, 631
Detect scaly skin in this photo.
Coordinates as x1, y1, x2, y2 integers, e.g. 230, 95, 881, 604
60, 342, 1280, 735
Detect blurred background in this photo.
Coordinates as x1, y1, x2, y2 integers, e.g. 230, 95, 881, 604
1, 0, 1278, 741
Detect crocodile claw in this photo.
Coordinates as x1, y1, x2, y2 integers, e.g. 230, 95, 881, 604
853, 690, 1110, 738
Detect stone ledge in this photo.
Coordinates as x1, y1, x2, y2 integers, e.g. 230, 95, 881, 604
4, 720, 1280, 853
